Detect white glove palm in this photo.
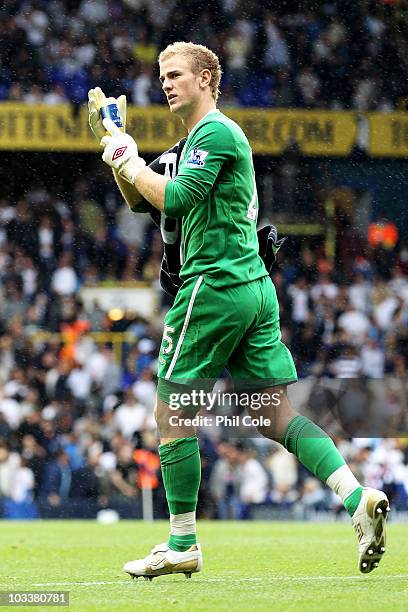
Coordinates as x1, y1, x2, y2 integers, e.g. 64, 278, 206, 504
101, 118, 146, 185
88, 87, 127, 141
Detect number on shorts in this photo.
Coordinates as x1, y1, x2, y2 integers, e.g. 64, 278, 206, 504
162, 325, 175, 354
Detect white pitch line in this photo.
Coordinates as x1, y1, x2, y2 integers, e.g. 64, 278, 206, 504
32, 575, 408, 587
33, 581, 132, 586
206, 575, 408, 583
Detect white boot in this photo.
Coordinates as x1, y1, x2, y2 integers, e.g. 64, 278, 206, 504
352, 488, 390, 573
123, 543, 202, 580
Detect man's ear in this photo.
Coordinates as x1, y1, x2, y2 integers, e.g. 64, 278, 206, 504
199, 68, 212, 89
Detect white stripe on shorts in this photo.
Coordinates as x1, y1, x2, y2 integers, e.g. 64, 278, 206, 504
165, 275, 203, 380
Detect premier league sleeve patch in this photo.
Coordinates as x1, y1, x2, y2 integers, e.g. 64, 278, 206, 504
185, 148, 209, 167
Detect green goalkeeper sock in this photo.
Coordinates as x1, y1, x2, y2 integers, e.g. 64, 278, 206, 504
159, 436, 201, 552
284, 416, 363, 516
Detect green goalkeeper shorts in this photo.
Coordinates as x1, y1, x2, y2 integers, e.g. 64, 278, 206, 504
157, 274, 297, 403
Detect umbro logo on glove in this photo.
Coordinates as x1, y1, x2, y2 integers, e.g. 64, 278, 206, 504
112, 146, 127, 161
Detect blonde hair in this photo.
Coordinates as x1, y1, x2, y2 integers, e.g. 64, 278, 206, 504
159, 41, 222, 101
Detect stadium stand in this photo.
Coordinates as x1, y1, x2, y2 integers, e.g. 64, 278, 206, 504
1, 1, 408, 109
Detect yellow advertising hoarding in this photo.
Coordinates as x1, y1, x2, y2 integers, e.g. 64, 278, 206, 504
0, 103, 185, 153
368, 112, 408, 157
226, 109, 357, 156
0, 103, 358, 156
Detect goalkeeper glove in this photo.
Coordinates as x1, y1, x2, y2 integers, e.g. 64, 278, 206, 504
100, 118, 146, 184
257, 224, 286, 273
88, 87, 127, 141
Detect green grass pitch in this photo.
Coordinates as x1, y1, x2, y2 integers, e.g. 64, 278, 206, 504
0, 521, 407, 611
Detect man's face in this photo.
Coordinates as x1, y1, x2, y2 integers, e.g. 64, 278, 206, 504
159, 55, 205, 116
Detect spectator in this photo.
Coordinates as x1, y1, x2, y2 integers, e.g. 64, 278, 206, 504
132, 66, 154, 107
264, 444, 298, 505
209, 442, 241, 519
0, 442, 20, 499
263, 13, 291, 71
288, 276, 311, 324
296, 66, 320, 107
40, 450, 72, 507
237, 446, 269, 506
0, 384, 22, 429
67, 363, 92, 405
114, 388, 148, 440
109, 442, 138, 500
331, 345, 362, 379
51, 253, 78, 296
337, 302, 370, 345
224, 23, 251, 90
361, 338, 385, 379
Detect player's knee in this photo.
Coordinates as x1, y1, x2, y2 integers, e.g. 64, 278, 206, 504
254, 421, 276, 440
153, 402, 159, 423
153, 398, 168, 425
246, 408, 276, 439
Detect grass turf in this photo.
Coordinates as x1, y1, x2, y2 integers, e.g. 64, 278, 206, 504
0, 520, 407, 611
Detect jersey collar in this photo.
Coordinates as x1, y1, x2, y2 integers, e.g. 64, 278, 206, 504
187, 109, 221, 144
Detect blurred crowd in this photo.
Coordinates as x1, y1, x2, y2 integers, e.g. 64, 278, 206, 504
1, 0, 407, 109
0, 169, 407, 519
1, 0, 408, 520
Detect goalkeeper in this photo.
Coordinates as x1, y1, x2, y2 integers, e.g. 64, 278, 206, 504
88, 42, 389, 579
89, 90, 284, 297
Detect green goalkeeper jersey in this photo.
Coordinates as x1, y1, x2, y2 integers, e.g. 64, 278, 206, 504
164, 110, 268, 288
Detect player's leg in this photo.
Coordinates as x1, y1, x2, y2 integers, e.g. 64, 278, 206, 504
155, 396, 201, 552
247, 387, 389, 573
124, 277, 206, 578
123, 395, 203, 579
247, 386, 363, 514
229, 276, 389, 573
153, 275, 237, 558
124, 275, 247, 579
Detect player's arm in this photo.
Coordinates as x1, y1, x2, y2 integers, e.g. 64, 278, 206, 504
101, 121, 235, 215
119, 141, 184, 216
113, 168, 144, 210
111, 137, 184, 213
113, 155, 168, 214
134, 167, 169, 211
